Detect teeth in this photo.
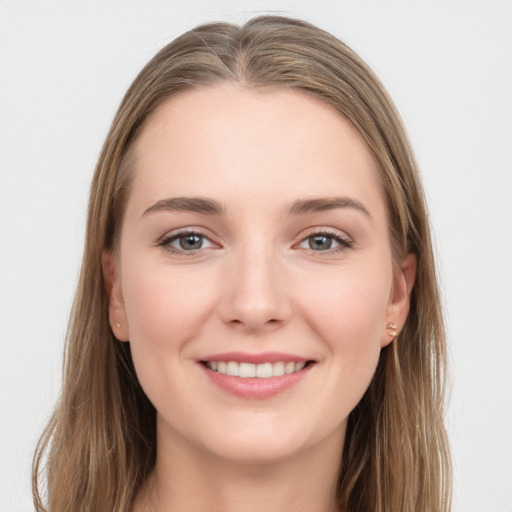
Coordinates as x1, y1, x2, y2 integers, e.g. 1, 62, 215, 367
226, 361, 238, 376
205, 360, 308, 378
239, 362, 256, 378
273, 361, 285, 376
256, 362, 272, 378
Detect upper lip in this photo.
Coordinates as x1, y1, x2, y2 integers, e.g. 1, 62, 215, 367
199, 352, 311, 364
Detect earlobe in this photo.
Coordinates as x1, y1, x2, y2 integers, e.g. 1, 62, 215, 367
382, 253, 417, 347
102, 251, 129, 342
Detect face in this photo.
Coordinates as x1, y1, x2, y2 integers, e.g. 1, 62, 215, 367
105, 86, 415, 464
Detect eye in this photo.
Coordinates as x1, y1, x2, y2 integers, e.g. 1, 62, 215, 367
306, 234, 336, 251
174, 233, 208, 251
297, 230, 352, 252
157, 231, 216, 254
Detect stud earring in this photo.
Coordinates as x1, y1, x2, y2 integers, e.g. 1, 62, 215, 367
115, 323, 121, 329
387, 322, 398, 337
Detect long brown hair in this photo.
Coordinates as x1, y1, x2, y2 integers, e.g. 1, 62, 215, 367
33, 15, 451, 511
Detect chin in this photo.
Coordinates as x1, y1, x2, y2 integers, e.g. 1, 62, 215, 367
208, 442, 305, 466
193, 416, 341, 466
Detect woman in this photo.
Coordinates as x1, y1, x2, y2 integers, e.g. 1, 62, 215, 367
33, 15, 451, 512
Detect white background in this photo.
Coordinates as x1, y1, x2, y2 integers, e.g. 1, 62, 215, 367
0, 1, 510, 511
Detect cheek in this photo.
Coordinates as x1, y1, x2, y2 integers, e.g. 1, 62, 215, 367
120, 260, 218, 392
302, 260, 391, 334
119, 260, 226, 434
122, 260, 215, 341
298, 260, 392, 384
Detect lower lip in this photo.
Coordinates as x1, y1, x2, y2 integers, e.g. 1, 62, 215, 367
199, 363, 313, 399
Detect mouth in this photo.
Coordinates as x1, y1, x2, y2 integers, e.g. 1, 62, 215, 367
198, 352, 315, 399
201, 360, 313, 379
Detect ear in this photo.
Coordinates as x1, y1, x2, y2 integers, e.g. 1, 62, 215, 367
102, 251, 129, 342
381, 253, 417, 347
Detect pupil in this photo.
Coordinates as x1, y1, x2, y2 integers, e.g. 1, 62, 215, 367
309, 235, 332, 250
179, 234, 202, 250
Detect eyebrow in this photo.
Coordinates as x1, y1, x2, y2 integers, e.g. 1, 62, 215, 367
142, 196, 226, 217
141, 195, 371, 219
285, 197, 371, 219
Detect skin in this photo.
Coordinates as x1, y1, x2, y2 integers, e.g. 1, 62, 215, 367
104, 86, 416, 512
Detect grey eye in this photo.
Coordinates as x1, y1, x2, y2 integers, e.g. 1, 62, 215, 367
297, 232, 351, 253
159, 230, 216, 254
177, 234, 205, 250
307, 235, 334, 251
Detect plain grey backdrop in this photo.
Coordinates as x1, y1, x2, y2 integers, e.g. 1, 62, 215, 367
0, 1, 511, 511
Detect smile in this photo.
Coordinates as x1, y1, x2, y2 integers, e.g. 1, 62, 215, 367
199, 353, 314, 399
204, 361, 307, 378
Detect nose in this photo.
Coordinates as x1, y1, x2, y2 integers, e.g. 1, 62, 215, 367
218, 246, 292, 333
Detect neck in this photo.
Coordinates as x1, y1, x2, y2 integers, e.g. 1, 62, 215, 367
135, 421, 344, 512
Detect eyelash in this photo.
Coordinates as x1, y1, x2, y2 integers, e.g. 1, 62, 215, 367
156, 230, 213, 256
297, 228, 353, 254
156, 228, 353, 256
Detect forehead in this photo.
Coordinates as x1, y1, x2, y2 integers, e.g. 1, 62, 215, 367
128, 85, 385, 218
